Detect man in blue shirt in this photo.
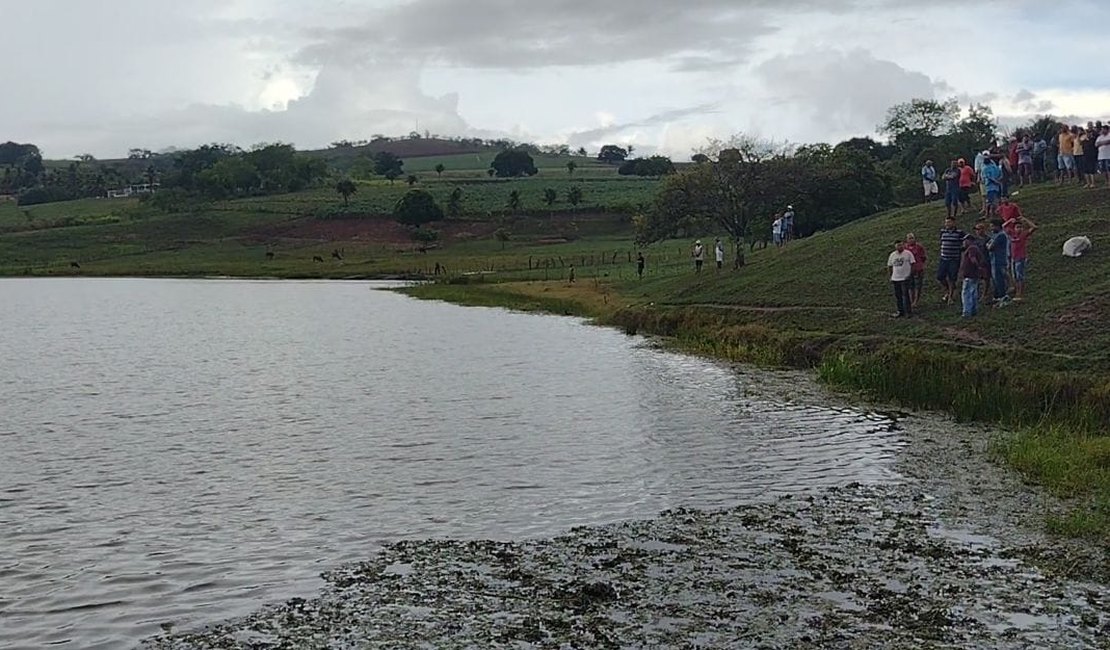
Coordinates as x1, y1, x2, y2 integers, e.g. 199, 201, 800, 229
980, 157, 1003, 218
986, 219, 1011, 304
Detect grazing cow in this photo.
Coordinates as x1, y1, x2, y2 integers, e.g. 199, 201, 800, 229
70, 261, 81, 269
313, 255, 324, 263
265, 251, 275, 260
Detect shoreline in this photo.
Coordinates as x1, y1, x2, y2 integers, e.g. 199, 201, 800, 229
143, 373, 1108, 648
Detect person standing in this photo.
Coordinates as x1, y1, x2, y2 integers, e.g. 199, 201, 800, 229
1032, 133, 1048, 182
636, 252, 645, 279
1058, 125, 1076, 184
986, 219, 1011, 305
937, 216, 965, 306
1096, 124, 1110, 188
904, 233, 927, 309
980, 157, 1003, 217
1081, 125, 1099, 188
957, 158, 975, 215
942, 160, 961, 218
972, 221, 992, 301
782, 206, 796, 243
772, 214, 783, 248
692, 240, 705, 273
1072, 126, 1087, 187
1016, 135, 1034, 186
959, 234, 985, 318
714, 238, 725, 270
1003, 215, 1037, 301
921, 160, 938, 202
887, 240, 916, 318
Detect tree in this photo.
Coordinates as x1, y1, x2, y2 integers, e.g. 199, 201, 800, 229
507, 190, 521, 212
494, 227, 511, 250
878, 98, 960, 145
335, 179, 357, 206
406, 174, 419, 186
75, 153, 96, 163
618, 156, 675, 177
487, 169, 496, 177
434, 163, 445, 177
597, 144, 629, 163
627, 144, 635, 157
576, 146, 588, 157
691, 154, 710, 164
446, 187, 463, 218
394, 189, 444, 227
566, 160, 577, 176
543, 188, 557, 206
490, 149, 538, 177
373, 151, 404, 180
567, 185, 583, 208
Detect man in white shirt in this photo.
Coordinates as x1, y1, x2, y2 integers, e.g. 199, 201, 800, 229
714, 238, 725, 270
1096, 124, 1110, 187
887, 239, 917, 318
692, 240, 705, 273
772, 216, 783, 248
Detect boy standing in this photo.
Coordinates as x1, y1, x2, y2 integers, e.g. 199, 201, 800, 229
1004, 216, 1038, 301
904, 233, 927, 309
887, 240, 916, 318
959, 234, 985, 318
986, 220, 1011, 305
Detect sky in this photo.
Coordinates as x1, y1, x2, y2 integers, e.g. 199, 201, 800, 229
3, 0, 1108, 159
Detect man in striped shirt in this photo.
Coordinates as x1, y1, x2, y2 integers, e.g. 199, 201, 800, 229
937, 216, 966, 305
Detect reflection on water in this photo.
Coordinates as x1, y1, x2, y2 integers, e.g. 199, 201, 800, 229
0, 279, 905, 649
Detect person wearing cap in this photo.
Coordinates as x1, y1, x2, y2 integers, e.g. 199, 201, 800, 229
782, 205, 795, 243
692, 239, 705, 273
1057, 124, 1076, 185
958, 233, 985, 318
921, 160, 938, 202
1096, 123, 1110, 187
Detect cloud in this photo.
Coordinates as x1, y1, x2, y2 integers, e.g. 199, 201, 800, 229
754, 49, 938, 137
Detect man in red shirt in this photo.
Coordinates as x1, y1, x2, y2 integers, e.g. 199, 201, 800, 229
904, 232, 928, 309
957, 159, 976, 215
997, 196, 1022, 223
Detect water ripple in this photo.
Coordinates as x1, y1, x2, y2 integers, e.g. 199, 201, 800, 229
0, 278, 906, 649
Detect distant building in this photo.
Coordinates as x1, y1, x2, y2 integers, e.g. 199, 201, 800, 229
107, 183, 160, 199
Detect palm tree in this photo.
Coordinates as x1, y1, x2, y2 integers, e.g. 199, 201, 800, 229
566, 160, 577, 176
335, 179, 357, 206
434, 163, 445, 177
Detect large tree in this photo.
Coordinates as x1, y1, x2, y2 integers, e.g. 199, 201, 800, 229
490, 149, 538, 177
335, 179, 357, 206
878, 98, 960, 145
373, 151, 405, 179
597, 144, 629, 163
394, 189, 444, 227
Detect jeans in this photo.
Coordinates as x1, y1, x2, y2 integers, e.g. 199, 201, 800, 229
992, 263, 1008, 300
962, 278, 979, 317
892, 280, 912, 316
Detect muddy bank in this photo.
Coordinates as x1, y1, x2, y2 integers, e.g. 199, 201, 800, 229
143, 369, 1108, 649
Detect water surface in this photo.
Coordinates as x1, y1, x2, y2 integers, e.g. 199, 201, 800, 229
0, 279, 904, 648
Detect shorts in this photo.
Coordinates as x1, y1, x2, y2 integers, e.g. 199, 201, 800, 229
959, 188, 971, 204
986, 190, 1001, 206
1013, 258, 1027, 283
1081, 155, 1097, 175
936, 258, 959, 283
923, 180, 938, 196
1059, 154, 1075, 170
945, 190, 960, 207
1018, 162, 1032, 174
910, 270, 924, 291
773, 233, 782, 245
1099, 159, 1110, 173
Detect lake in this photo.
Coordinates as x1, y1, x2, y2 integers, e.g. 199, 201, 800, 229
0, 279, 904, 648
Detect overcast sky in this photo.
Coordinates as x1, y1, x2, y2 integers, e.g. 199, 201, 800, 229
3, 0, 1108, 159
